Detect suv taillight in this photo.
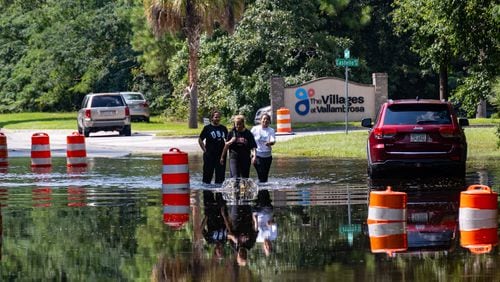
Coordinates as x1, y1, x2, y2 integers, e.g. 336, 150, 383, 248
439, 127, 459, 138
143, 102, 149, 108
125, 106, 130, 116
85, 109, 91, 119
373, 127, 397, 139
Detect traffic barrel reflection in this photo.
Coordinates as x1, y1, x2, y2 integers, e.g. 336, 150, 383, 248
0, 132, 7, 167
66, 132, 87, 167
368, 222, 407, 255
31, 132, 51, 167
162, 148, 190, 229
459, 185, 498, 254
367, 187, 408, 255
68, 186, 87, 207
32, 187, 52, 207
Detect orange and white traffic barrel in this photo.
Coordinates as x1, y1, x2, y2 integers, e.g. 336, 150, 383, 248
66, 132, 87, 167
367, 186, 407, 224
31, 132, 51, 167
162, 148, 190, 229
368, 221, 407, 255
459, 184, 498, 254
162, 148, 189, 190
0, 132, 7, 167
276, 107, 292, 134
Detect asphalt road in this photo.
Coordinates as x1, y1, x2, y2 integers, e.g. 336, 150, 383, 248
2, 128, 346, 158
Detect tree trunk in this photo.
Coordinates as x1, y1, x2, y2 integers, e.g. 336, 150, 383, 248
186, 0, 200, 129
476, 99, 487, 118
439, 64, 448, 101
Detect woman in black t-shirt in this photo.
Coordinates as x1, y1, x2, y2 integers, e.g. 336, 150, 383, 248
198, 110, 228, 184
220, 115, 257, 178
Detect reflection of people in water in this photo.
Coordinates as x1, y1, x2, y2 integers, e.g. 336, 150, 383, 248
222, 201, 258, 266
200, 191, 228, 259
254, 190, 277, 256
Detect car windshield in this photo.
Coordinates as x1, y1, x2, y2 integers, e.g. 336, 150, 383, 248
91, 96, 124, 107
122, 94, 143, 101
384, 104, 452, 125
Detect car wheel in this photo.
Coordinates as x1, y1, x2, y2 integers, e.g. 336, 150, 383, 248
123, 125, 131, 136
83, 126, 90, 137
454, 163, 466, 177
368, 165, 383, 179
77, 123, 83, 134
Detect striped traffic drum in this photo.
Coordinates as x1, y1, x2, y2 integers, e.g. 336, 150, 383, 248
459, 185, 498, 254
31, 132, 51, 167
367, 187, 407, 255
162, 148, 190, 229
66, 132, 87, 167
276, 107, 292, 134
0, 132, 7, 167
367, 186, 407, 224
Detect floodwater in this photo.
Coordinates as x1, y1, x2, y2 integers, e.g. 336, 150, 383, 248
0, 155, 499, 281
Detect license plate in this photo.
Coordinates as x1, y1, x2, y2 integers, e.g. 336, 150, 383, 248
410, 133, 427, 142
100, 110, 115, 116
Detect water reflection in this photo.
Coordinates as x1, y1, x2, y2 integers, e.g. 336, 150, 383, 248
0, 156, 498, 280
406, 190, 460, 254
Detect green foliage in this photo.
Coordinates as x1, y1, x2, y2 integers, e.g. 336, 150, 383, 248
0, 0, 159, 112
451, 70, 493, 117
392, 0, 500, 103
189, 0, 354, 119
491, 77, 500, 147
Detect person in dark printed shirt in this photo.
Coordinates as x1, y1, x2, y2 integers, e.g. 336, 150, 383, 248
220, 115, 257, 178
198, 110, 228, 184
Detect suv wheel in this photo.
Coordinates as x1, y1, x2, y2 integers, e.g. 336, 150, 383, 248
83, 126, 90, 137
77, 123, 83, 134
123, 125, 131, 136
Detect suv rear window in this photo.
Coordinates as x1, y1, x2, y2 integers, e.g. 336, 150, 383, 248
384, 104, 451, 125
122, 94, 143, 100
91, 95, 124, 107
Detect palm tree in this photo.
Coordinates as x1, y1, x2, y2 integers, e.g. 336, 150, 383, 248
144, 0, 245, 128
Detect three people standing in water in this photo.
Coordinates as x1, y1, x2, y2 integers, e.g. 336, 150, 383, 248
201, 111, 276, 182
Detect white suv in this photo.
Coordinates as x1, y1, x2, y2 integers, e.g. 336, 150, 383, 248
77, 93, 131, 137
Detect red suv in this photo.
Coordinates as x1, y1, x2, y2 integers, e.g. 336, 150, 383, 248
361, 99, 469, 178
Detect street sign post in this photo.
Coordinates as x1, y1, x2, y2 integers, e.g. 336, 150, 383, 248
335, 49, 359, 134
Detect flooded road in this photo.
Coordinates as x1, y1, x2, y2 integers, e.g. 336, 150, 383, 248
0, 155, 499, 281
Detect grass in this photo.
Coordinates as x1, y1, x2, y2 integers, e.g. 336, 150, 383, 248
0, 112, 205, 135
0, 112, 499, 159
274, 131, 368, 158
273, 127, 500, 159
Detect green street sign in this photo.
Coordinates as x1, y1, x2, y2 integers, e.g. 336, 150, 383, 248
339, 224, 361, 234
336, 58, 359, 67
